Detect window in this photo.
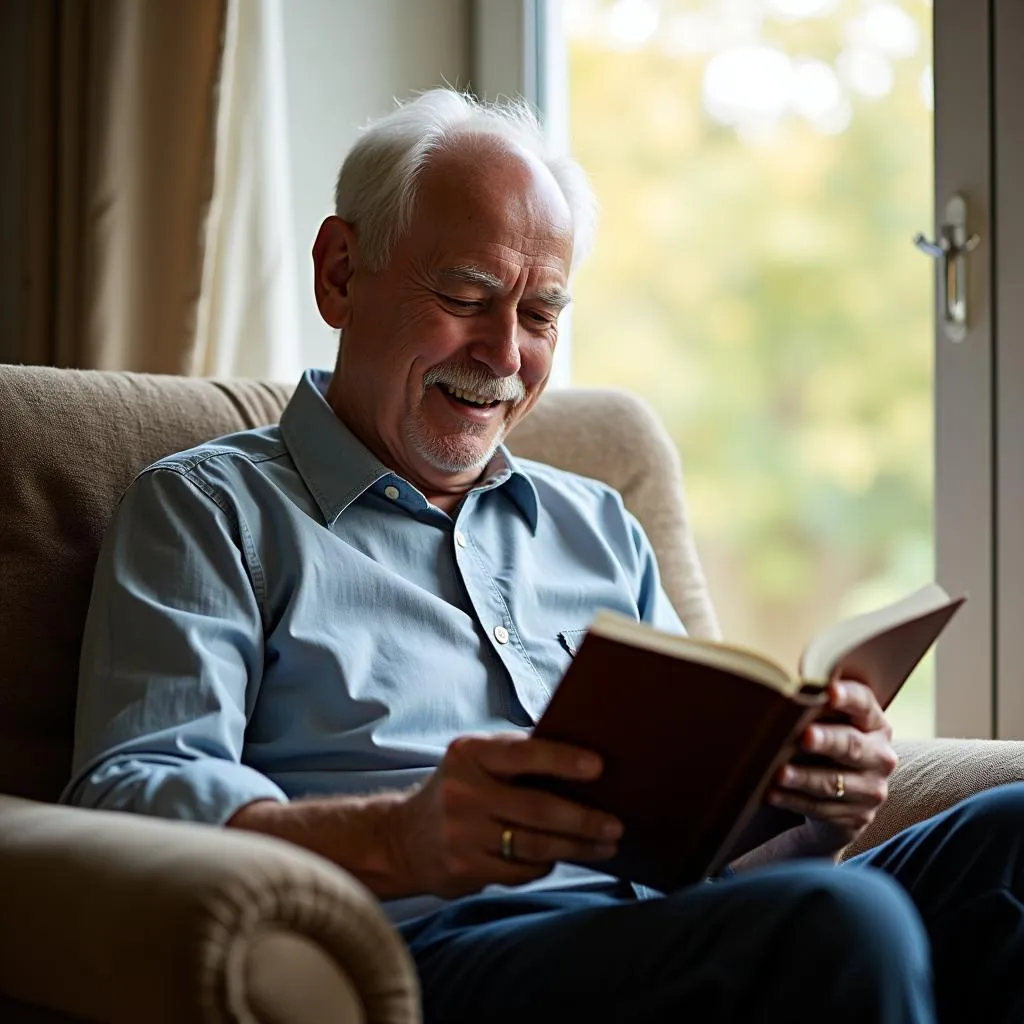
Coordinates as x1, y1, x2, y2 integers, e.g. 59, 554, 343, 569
562, 0, 935, 736
475, 0, 1014, 737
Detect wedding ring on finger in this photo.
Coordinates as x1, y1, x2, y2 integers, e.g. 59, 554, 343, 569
500, 826, 515, 861
834, 772, 846, 801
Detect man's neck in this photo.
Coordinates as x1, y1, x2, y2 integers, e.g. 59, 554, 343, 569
427, 492, 465, 516
324, 369, 484, 518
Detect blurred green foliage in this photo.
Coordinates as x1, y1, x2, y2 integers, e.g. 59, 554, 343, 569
567, 0, 935, 735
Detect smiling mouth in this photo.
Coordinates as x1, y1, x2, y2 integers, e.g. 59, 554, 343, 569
436, 383, 503, 409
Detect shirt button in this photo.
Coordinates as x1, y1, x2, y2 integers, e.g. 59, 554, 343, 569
384, 485, 400, 501
493, 625, 509, 645
454, 530, 467, 548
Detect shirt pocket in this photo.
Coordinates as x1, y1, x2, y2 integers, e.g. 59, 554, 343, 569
557, 628, 590, 658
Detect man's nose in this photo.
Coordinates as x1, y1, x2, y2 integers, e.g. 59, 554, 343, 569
469, 308, 522, 378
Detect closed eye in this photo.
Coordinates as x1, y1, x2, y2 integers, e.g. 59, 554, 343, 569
440, 294, 483, 311
523, 310, 557, 326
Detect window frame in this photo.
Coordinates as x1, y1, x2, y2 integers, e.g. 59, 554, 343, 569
930, 1, 995, 737
993, 0, 1024, 738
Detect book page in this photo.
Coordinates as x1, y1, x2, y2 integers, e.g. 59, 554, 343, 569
798, 583, 955, 684
589, 610, 798, 695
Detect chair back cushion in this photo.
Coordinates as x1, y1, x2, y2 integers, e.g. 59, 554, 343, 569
0, 365, 716, 802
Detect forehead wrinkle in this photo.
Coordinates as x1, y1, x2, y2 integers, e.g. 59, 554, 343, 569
488, 239, 572, 273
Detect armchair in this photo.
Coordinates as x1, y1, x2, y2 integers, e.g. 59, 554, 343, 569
1, 364, 1021, 1022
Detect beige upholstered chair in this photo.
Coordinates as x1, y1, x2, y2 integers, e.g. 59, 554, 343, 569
1, 364, 1023, 1023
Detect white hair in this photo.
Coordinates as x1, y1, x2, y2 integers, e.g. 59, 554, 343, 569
333, 88, 598, 273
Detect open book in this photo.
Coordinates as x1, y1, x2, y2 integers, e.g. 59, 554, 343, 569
527, 583, 965, 892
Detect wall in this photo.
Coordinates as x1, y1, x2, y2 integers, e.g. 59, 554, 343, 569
280, 0, 472, 371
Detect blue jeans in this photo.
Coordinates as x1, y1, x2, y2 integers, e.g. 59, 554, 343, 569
398, 784, 1024, 1023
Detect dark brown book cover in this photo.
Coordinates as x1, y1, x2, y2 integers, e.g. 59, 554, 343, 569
525, 635, 826, 892
526, 594, 965, 892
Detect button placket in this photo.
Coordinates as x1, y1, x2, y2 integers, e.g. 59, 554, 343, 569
452, 501, 549, 721
452, 528, 509, 651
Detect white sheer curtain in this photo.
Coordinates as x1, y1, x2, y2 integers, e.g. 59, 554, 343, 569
192, 0, 303, 382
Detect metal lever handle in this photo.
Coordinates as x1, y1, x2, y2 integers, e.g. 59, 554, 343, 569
914, 194, 979, 342
913, 235, 948, 259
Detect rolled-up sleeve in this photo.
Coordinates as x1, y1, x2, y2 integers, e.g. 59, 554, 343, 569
61, 466, 287, 823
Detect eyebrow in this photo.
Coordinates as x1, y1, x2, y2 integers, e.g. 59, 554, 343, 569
440, 265, 505, 290
438, 265, 572, 311
535, 287, 572, 313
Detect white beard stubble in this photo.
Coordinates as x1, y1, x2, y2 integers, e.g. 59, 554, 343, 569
408, 364, 526, 473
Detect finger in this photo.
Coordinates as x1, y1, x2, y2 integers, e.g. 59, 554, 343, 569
768, 788, 877, 830
456, 733, 604, 782
489, 782, 623, 843
801, 722, 898, 774
829, 680, 889, 735
777, 764, 888, 807
487, 823, 618, 866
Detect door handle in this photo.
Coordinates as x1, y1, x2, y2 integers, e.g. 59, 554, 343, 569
914, 194, 979, 342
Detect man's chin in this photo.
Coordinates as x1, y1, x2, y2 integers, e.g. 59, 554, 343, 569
410, 429, 502, 476
421, 445, 496, 476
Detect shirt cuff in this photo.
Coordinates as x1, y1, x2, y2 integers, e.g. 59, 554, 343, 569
64, 757, 289, 826
155, 759, 290, 825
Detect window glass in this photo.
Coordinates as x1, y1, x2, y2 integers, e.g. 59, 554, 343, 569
565, 0, 935, 735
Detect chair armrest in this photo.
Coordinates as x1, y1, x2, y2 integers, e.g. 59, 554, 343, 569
842, 737, 1024, 859
0, 796, 419, 1024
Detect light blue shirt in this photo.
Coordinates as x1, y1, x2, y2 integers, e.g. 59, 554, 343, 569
63, 369, 684, 921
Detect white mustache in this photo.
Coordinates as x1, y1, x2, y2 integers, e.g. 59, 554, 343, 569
423, 365, 526, 403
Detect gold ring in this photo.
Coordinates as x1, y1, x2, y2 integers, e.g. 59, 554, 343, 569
500, 827, 515, 861
835, 773, 846, 800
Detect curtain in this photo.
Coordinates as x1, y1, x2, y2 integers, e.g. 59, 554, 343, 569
16, 0, 302, 380
192, 0, 303, 382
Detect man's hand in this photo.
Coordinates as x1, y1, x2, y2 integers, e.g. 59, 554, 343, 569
389, 733, 623, 899
768, 680, 898, 856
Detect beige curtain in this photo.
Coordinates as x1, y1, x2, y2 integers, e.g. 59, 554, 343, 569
20, 0, 226, 373
17, 0, 304, 380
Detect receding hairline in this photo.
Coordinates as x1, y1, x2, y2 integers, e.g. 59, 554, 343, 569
420, 131, 574, 214
332, 88, 597, 273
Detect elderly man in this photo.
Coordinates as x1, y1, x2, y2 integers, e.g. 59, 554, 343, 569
64, 89, 1023, 1023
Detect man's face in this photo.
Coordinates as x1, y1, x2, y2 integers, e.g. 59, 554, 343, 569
315, 139, 574, 498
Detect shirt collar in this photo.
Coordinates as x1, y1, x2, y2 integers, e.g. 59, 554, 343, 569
280, 370, 390, 524
280, 369, 540, 532
473, 446, 540, 533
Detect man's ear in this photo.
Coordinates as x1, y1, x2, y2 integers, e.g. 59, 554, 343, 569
312, 216, 359, 329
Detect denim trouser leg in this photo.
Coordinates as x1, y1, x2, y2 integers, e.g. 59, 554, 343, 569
845, 781, 1024, 1024
399, 862, 934, 1024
